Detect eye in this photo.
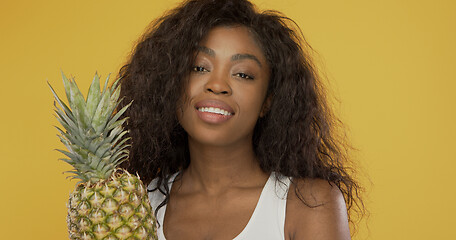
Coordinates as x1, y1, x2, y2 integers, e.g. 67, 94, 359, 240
234, 72, 254, 80
192, 66, 209, 72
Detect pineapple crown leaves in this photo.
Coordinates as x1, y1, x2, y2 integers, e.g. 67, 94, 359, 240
48, 71, 132, 183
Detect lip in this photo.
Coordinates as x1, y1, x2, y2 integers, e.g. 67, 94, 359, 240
194, 99, 235, 114
194, 99, 235, 124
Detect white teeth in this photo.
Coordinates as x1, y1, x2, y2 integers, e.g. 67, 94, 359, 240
198, 107, 232, 116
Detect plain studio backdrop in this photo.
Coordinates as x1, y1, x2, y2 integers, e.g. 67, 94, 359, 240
0, 0, 455, 239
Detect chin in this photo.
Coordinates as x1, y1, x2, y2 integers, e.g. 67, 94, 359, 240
187, 129, 236, 147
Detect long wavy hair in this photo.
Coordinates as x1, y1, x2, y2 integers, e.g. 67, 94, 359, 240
118, 0, 365, 233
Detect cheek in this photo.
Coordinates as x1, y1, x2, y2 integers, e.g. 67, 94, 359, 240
185, 77, 205, 100
176, 82, 202, 128
237, 85, 268, 114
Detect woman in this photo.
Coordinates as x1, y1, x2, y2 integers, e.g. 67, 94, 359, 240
119, 0, 364, 239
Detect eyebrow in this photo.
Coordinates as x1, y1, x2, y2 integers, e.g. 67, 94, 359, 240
197, 46, 263, 68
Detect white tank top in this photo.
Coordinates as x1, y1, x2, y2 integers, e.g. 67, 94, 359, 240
148, 172, 291, 240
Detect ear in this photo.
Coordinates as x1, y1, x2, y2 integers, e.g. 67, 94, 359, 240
260, 95, 272, 118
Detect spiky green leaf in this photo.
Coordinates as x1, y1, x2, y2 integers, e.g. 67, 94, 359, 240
59, 158, 75, 165
105, 100, 132, 133
101, 73, 111, 95
69, 80, 90, 130
48, 81, 75, 122
111, 137, 130, 154
110, 76, 121, 93
92, 85, 121, 134
61, 71, 72, 107
55, 148, 77, 161
104, 125, 124, 145
95, 142, 112, 159
106, 118, 127, 135
51, 72, 132, 183
110, 130, 128, 150
87, 136, 104, 154
55, 126, 85, 149
87, 153, 102, 172
110, 150, 130, 166
91, 89, 110, 134
86, 73, 101, 122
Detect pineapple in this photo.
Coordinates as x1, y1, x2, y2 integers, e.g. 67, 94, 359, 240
49, 72, 157, 240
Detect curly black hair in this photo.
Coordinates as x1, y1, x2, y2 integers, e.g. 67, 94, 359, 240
118, 0, 365, 233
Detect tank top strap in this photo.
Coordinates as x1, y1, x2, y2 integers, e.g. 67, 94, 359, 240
233, 172, 291, 240
147, 172, 179, 227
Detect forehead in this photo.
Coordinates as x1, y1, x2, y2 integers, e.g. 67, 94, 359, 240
201, 25, 257, 42
197, 26, 267, 63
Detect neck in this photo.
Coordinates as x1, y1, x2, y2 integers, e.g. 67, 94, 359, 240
181, 136, 267, 194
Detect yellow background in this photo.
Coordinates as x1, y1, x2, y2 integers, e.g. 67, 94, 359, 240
1, 0, 455, 239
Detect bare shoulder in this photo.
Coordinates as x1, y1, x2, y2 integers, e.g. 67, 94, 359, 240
284, 178, 351, 240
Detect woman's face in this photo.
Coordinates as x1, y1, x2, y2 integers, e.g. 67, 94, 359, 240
178, 25, 270, 147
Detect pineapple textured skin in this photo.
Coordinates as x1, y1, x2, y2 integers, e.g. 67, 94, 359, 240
68, 170, 157, 240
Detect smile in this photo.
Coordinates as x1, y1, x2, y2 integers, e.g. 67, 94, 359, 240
197, 107, 232, 116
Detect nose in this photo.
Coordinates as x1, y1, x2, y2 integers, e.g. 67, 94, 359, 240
204, 73, 232, 95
